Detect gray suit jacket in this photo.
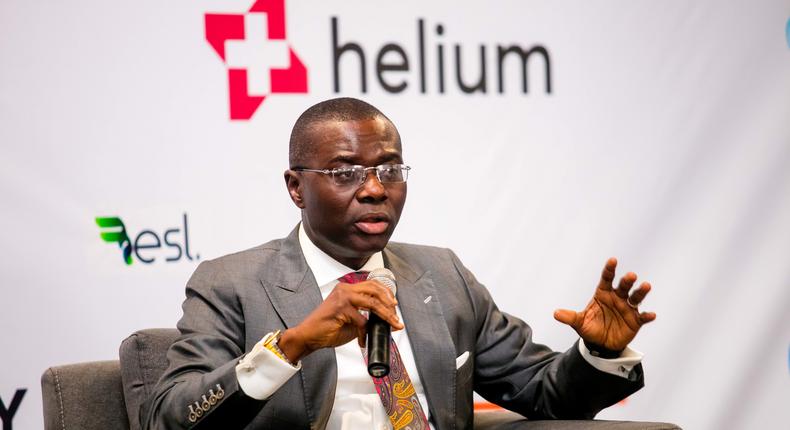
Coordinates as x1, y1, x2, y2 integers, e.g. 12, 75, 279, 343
144, 227, 643, 430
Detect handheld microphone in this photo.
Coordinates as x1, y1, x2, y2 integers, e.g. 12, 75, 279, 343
366, 268, 397, 377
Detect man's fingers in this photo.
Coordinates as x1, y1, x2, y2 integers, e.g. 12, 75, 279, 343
371, 306, 403, 330
597, 257, 618, 291
639, 311, 657, 324
350, 282, 398, 306
344, 284, 396, 311
359, 297, 402, 329
615, 272, 637, 298
627, 282, 651, 306
345, 286, 403, 330
553, 309, 580, 329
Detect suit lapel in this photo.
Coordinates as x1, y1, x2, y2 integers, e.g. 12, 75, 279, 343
384, 248, 456, 430
260, 227, 337, 430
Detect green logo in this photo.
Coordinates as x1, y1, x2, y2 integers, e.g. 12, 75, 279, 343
95, 213, 198, 265
95, 216, 133, 265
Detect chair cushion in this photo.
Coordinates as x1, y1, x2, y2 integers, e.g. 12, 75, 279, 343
119, 328, 180, 430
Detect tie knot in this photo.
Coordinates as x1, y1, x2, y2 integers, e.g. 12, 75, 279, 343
340, 271, 369, 284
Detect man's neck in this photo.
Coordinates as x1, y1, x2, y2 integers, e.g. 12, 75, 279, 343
340, 256, 370, 271
300, 225, 373, 270
298, 224, 384, 287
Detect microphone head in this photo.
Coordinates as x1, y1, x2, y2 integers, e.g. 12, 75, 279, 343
367, 268, 397, 295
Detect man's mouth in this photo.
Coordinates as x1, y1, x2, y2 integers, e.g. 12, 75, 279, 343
354, 214, 390, 235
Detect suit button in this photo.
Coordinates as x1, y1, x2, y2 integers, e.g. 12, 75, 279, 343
188, 405, 199, 423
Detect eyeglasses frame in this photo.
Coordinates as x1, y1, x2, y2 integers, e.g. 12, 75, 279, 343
291, 164, 411, 187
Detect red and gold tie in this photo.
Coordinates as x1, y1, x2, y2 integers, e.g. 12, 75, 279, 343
339, 271, 430, 430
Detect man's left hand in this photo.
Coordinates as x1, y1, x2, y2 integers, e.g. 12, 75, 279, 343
554, 257, 657, 354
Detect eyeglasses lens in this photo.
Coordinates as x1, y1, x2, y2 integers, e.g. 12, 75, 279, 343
331, 165, 408, 187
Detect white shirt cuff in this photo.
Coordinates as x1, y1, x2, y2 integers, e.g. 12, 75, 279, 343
578, 340, 642, 379
235, 336, 302, 400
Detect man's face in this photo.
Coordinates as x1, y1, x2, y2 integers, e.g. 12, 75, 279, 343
286, 117, 407, 268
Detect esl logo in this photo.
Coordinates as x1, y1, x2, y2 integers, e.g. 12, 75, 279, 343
95, 213, 198, 265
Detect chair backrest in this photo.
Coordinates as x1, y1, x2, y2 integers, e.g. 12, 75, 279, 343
119, 328, 180, 430
41, 360, 130, 430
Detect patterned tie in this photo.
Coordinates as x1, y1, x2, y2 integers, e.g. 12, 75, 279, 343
339, 271, 431, 430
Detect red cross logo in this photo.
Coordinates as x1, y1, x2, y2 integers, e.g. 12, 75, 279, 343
205, 0, 308, 120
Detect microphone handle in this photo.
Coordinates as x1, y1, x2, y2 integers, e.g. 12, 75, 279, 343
367, 312, 391, 377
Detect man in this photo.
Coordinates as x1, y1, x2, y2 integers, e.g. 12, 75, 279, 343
145, 98, 656, 429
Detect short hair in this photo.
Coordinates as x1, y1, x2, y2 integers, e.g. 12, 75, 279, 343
288, 97, 400, 167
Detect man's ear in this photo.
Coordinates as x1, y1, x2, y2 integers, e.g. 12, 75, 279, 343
284, 170, 306, 209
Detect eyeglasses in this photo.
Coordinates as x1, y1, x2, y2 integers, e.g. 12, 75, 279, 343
292, 164, 411, 188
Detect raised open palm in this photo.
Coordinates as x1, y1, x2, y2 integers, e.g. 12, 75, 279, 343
554, 258, 656, 353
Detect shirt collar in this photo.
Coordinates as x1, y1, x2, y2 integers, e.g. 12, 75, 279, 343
298, 223, 384, 290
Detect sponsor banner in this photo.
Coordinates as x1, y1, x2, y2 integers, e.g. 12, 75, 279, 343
1, 1, 789, 428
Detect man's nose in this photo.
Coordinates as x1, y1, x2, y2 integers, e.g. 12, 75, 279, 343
356, 170, 386, 201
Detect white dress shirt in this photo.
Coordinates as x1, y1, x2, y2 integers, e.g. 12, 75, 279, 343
236, 224, 643, 429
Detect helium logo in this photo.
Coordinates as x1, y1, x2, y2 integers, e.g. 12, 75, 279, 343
96, 213, 198, 265
204, 0, 552, 121
205, 0, 308, 120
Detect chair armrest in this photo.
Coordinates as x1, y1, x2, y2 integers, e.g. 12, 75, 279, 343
473, 410, 682, 429
41, 360, 130, 430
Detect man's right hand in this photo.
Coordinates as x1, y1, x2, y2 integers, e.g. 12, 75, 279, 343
278, 280, 403, 363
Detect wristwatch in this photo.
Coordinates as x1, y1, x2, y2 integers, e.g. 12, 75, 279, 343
262, 330, 297, 366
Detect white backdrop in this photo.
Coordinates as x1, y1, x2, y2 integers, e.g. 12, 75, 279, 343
2, 1, 789, 428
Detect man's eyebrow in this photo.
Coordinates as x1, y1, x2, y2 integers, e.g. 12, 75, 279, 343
327, 152, 402, 165
377, 153, 402, 163
328, 155, 357, 165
